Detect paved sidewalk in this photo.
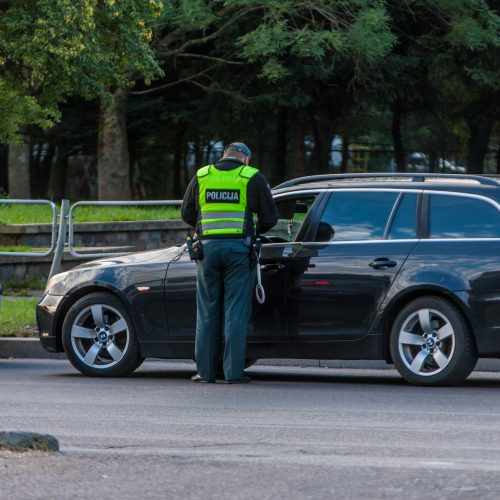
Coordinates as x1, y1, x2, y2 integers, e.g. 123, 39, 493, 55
2, 337, 500, 371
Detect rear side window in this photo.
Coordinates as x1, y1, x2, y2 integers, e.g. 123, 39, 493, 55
388, 193, 417, 239
318, 191, 398, 241
429, 194, 500, 238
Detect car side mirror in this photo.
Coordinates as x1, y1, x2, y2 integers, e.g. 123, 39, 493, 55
277, 200, 296, 219
315, 222, 334, 242
295, 202, 309, 214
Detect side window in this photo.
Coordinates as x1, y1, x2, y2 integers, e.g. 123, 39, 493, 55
263, 196, 317, 242
318, 191, 398, 242
429, 194, 500, 238
388, 193, 417, 239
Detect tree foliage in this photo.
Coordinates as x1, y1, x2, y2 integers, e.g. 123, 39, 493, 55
1, 0, 499, 198
0, 0, 163, 142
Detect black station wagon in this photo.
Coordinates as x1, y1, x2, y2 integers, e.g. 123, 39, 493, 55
37, 173, 500, 385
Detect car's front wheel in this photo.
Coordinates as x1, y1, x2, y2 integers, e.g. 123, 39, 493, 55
62, 292, 144, 377
390, 296, 477, 386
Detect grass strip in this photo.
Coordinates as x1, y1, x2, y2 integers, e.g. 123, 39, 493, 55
0, 297, 39, 337
0, 204, 54, 224
0, 203, 181, 224
2, 277, 47, 295
74, 205, 181, 222
0, 246, 50, 253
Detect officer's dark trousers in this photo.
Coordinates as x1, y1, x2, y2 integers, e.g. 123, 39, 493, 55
195, 239, 256, 381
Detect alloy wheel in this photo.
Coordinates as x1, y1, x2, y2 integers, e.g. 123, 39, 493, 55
398, 308, 455, 377
70, 303, 130, 369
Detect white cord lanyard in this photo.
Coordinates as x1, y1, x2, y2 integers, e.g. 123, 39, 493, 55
255, 246, 265, 304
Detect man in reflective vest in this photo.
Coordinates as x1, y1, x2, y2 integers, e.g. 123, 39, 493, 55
181, 142, 278, 383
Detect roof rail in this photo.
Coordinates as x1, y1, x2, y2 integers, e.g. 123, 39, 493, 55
273, 173, 500, 190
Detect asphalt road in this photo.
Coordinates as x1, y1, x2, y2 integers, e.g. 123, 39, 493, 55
2, 359, 500, 500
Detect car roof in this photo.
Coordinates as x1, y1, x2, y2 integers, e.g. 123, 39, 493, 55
272, 174, 500, 203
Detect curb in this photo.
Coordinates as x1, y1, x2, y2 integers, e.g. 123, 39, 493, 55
0, 431, 59, 452
2, 338, 500, 372
0, 338, 65, 360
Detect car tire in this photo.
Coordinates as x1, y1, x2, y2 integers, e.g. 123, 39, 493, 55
62, 292, 144, 377
390, 296, 477, 386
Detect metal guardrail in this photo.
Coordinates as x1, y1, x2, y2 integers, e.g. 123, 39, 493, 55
67, 200, 183, 258
1, 198, 183, 280
0, 199, 58, 257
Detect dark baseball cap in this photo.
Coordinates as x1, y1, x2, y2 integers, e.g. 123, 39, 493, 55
224, 142, 252, 158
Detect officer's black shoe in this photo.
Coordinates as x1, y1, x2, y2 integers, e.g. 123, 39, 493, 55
225, 375, 251, 384
191, 374, 215, 383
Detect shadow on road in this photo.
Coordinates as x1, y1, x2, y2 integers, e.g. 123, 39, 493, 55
4, 358, 500, 388
125, 367, 406, 386
81, 367, 500, 389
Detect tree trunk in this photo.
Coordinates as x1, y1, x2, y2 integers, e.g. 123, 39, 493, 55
428, 150, 438, 173
340, 136, 349, 173
194, 135, 202, 170
0, 145, 8, 193
311, 110, 335, 175
173, 128, 184, 199
50, 145, 69, 201
8, 133, 31, 198
29, 143, 41, 197
273, 108, 288, 185
391, 99, 405, 173
204, 140, 213, 165
290, 109, 308, 179
31, 143, 55, 198
97, 87, 131, 200
466, 114, 494, 174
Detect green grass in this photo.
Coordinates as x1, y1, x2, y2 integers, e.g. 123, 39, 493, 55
0, 297, 39, 337
2, 277, 47, 295
0, 204, 54, 224
0, 245, 50, 253
74, 205, 181, 222
0, 203, 181, 225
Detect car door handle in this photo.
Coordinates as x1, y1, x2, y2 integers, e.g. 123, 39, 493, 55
260, 263, 287, 273
369, 258, 398, 269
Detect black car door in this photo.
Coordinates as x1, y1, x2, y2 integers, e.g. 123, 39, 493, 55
164, 193, 322, 343
287, 189, 420, 341
252, 193, 324, 342
164, 244, 291, 343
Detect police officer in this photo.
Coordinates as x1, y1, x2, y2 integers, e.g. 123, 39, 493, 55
181, 142, 278, 383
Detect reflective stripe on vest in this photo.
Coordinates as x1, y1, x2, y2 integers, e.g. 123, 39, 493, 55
202, 221, 244, 231
202, 211, 246, 220
197, 165, 259, 237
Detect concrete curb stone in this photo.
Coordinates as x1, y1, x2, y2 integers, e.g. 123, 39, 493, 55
2, 337, 500, 371
0, 338, 65, 359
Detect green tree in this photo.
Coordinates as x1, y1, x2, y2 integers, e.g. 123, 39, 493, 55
0, 0, 162, 196
366, 0, 500, 172
234, 0, 396, 176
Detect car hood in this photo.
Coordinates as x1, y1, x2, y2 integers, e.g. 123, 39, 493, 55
74, 245, 185, 270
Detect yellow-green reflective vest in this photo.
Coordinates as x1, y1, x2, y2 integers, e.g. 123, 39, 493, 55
197, 164, 259, 237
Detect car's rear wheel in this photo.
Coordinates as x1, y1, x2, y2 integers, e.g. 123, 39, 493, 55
62, 292, 144, 377
390, 296, 477, 386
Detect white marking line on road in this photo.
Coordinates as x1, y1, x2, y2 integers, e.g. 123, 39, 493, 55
60, 446, 500, 472
418, 461, 456, 467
